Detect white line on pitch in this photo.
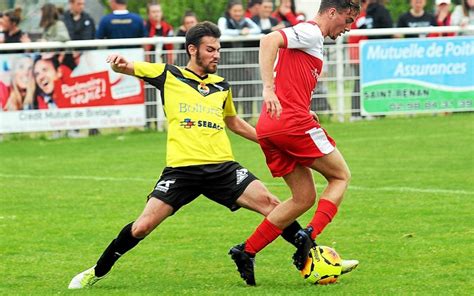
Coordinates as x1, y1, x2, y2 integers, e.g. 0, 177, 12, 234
0, 173, 151, 182
265, 183, 473, 195
0, 173, 472, 196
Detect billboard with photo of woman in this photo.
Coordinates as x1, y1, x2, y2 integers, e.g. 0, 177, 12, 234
0, 48, 145, 133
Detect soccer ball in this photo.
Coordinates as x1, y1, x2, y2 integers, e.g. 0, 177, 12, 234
300, 246, 342, 285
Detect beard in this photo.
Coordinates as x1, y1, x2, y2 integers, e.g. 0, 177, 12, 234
196, 50, 218, 74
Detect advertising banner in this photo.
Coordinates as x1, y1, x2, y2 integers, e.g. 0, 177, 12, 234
0, 48, 145, 133
360, 37, 474, 115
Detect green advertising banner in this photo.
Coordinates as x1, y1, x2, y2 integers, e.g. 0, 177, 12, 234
360, 37, 474, 115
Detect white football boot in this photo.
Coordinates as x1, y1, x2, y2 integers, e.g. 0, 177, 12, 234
68, 265, 105, 289
341, 259, 359, 274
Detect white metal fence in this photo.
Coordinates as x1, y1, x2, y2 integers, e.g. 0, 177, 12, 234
1, 25, 473, 130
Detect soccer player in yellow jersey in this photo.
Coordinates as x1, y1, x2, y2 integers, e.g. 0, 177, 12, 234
68, 21, 304, 289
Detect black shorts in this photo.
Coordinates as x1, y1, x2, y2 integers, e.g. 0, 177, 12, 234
148, 161, 258, 214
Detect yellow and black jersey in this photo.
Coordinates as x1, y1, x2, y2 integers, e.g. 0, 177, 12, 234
134, 62, 237, 167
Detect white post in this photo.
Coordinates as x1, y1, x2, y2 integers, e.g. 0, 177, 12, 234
336, 37, 345, 122
154, 42, 166, 132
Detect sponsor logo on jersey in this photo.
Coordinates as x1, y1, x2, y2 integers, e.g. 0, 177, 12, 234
236, 168, 249, 185
197, 120, 223, 130
198, 82, 210, 95
180, 118, 223, 130
179, 103, 221, 117
155, 179, 176, 193
180, 118, 195, 129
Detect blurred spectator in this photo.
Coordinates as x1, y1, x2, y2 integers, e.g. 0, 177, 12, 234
397, 0, 438, 38
145, 3, 173, 62
252, 0, 286, 34
218, 1, 261, 36
272, 0, 305, 27
0, 12, 4, 43
435, 0, 455, 36
175, 11, 198, 66
39, 4, 71, 42
2, 54, 35, 111
96, 0, 146, 39
348, 0, 369, 120
218, 1, 260, 120
451, 0, 474, 30
245, 0, 262, 18
365, 0, 393, 39
63, 0, 96, 40
145, 3, 173, 39
2, 8, 30, 44
176, 11, 198, 37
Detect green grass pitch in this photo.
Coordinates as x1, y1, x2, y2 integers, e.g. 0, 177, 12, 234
1, 113, 473, 295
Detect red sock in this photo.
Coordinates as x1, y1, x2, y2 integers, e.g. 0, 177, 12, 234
307, 199, 338, 240
244, 218, 283, 255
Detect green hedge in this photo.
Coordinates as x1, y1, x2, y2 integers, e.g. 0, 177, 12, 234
99, 0, 228, 28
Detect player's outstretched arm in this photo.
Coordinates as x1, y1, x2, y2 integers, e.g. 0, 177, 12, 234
224, 115, 258, 143
106, 54, 135, 76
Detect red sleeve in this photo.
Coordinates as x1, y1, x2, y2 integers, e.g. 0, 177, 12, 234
278, 29, 288, 48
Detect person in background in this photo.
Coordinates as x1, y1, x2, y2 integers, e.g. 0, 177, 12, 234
365, 0, 393, 39
96, 0, 146, 40
272, 0, 305, 27
0, 12, 4, 43
2, 8, 30, 44
176, 10, 198, 65
245, 0, 262, 18
451, 0, 474, 32
176, 11, 198, 38
62, 0, 97, 138
218, 1, 261, 121
252, 0, 286, 34
435, 0, 455, 36
348, 0, 369, 120
218, 1, 261, 36
39, 4, 71, 42
63, 0, 96, 40
145, 3, 174, 62
397, 0, 437, 38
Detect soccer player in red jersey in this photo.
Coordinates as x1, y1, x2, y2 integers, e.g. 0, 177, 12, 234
229, 0, 361, 285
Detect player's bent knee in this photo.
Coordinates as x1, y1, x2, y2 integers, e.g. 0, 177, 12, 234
131, 221, 155, 238
343, 167, 352, 182
302, 195, 316, 211
293, 192, 316, 211
332, 167, 351, 184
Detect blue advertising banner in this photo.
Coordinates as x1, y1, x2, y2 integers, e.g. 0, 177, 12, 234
360, 37, 474, 115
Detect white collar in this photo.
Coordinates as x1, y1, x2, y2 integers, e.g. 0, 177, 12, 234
113, 10, 129, 15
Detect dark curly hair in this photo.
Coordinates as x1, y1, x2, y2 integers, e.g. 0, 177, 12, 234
185, 21, 221, 57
